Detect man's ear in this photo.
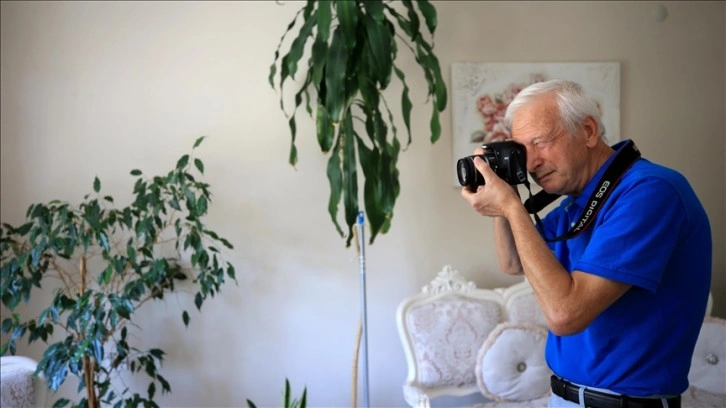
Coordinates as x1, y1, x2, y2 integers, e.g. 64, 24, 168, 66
582, 116, 599, 147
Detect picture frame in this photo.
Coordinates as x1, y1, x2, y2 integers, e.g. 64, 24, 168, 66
451, 62, 621, 186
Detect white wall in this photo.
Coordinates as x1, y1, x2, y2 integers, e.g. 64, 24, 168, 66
1, 1, 723, 407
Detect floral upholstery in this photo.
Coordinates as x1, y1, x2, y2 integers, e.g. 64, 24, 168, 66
397, 265, 506, 407
502, 286, 547, 327
407, 295, 505, 388
0, 356, 46, 408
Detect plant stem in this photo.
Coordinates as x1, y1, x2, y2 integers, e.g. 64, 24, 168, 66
80, 256, 98, 408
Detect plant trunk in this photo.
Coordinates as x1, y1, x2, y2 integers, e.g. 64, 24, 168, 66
80, 256, 98, 408
83, 356, 97, 408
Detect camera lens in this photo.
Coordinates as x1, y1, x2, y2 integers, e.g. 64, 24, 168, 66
457, 159, 471, 186
456, 156, 483, 188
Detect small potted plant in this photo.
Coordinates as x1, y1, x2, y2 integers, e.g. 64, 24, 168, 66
1, 136, 236, 408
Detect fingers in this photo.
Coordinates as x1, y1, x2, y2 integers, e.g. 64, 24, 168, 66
473, 156, 496, 184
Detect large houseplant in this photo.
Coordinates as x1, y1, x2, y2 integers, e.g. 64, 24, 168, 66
271, 0, 447, 247
0, 137, 236, 408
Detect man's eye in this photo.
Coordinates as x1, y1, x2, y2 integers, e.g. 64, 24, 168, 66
533, 138, 554, 149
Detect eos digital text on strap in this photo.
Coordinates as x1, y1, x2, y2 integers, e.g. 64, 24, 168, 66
523, 139, 642, 242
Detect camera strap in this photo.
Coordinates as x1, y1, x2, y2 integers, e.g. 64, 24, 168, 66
523, 139, 641, 242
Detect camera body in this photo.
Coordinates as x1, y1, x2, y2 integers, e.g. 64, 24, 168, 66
457, 140, 528, 189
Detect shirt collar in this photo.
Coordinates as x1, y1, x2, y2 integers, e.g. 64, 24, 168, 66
565, 140, 631, 209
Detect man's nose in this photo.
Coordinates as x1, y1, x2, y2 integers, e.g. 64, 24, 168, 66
526, 148, 540, 172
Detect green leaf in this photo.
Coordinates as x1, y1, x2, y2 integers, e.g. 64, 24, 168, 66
269, 7, 303, 88
52, 398, 70, 408
311, 39, 328, 90
288, 115, 299, 166
148, 382, 156, 400
176, 155, 189, 170
430, 102, 442, 143
416, 0, 438, 35
130, 169, 143, 176
197, 195, 208, 216
194, 158, 204, 174
401, 0, 421, 42
341, 115, 358, 247
315, 103, 334, 153
325, 142, 344, 237
99, 265, 113, 285
336, 0, 358, 51
284, 378, 291, 408
281, 9, 317, 90
182, 311, 190, 327
364, 15, 393, 88
93, 176, 101, 193
193, 135, 207, 148
316, 1, 331, 42
428, 54, 447, 112
324, 27, 348, 124
309, 3, 331, 88
355, 134, 384, 239
299, 387, 307, 408
393, 66, 413, 148
15, 222, 33, 236
226, 263, 236, 280
364, 1, 385, 23
1, 317, 13, 333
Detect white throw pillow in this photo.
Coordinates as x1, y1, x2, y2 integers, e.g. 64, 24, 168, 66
475, 322, 551, 402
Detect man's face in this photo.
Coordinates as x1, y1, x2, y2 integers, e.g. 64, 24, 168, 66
510, 95, 590, 196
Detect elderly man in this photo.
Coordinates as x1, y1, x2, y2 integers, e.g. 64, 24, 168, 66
461, 79, 711, 408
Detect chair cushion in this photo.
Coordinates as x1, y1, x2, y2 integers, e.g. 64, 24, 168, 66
0, 356, 39, 408
688, 317, 726, 394
505, 288, 547, 327
476, 322, 551, 401
407, 294, 505, 388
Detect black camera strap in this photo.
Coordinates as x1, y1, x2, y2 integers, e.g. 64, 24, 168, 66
523, 140, 641, 242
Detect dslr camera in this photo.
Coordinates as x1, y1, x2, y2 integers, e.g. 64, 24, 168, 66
457, 140, 528, 189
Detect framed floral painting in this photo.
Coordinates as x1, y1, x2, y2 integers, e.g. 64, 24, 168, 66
451, 62, 620, 185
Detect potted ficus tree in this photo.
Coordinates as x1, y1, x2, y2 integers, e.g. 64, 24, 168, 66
271, 0, 448, 247
0, 136, 237, 408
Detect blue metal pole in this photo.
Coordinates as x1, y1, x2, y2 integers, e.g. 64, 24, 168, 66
356, 211, 370, 408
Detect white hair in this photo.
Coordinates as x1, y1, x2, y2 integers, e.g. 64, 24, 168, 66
503, 79, 607, 141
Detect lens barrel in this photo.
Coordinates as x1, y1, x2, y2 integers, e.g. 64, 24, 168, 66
457, 155, 486, 188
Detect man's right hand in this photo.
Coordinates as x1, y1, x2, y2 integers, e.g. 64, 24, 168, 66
460, 153, 523, 220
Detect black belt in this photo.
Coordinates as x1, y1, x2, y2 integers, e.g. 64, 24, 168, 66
551, 376, 681, 408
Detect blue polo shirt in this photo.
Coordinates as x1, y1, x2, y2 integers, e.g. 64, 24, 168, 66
539, 140, 712, 396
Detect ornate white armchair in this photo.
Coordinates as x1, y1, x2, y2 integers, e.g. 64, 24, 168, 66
397, 266, 555, 407
0, 355, 48, 408
396, 265, 507, 407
